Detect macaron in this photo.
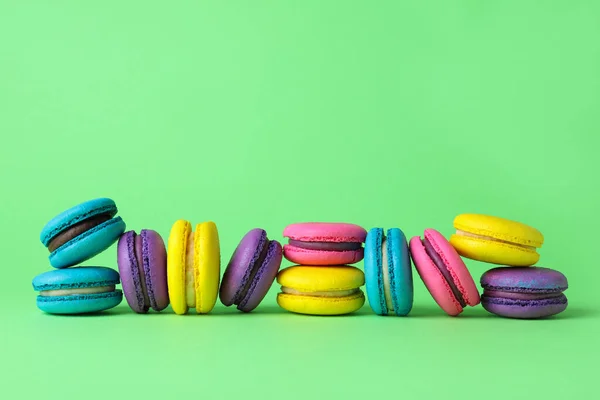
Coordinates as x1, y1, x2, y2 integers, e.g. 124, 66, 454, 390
364, 228, 413, 316
167, 220, 220, 315
117, 230, 169, 313
283, 222, 367, 265
220, 229, 282, 312
32, 266, 123, 314
409, 229, 480, 316
40, 198, 126, 268
450, 214, 544, 266
276, 266, 365, 315
480, 267, 568, 319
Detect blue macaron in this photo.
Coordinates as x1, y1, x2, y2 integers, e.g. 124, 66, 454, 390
364, 228, 413, 316
40, 198, 126, 268
32, 267, 123, 314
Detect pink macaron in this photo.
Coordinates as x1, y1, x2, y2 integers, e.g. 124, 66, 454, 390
283, 222, 367, 265
409, 229, 480, 316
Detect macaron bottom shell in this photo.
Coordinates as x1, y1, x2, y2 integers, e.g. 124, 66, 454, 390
37, 290, 123, 314
276, 291, 365, 316
481, 294, 567, 319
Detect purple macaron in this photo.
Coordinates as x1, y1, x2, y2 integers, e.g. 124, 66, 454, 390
117, 230, 169, 313
220, 228, 283, 312
480, 267, 568, 319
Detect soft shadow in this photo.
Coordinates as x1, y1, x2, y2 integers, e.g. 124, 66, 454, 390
43, 307, 132, 317
408, 305, 495, 319
541, 306, 598, 321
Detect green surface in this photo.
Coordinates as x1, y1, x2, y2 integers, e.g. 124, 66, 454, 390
1, 1, 599, 398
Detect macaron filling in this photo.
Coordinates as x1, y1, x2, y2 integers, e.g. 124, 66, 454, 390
232, 232, 270, 305
423, 238, 466, 307
454, 230, 535, 250
39, 285, 116, 297
281, 287, 360, 297
185, 232, 197, 308
287, 239, 362, 251
482, 290, 564, 300
47, 213, 112, 252
381, 239, 394, 312
126, 231, 152, 309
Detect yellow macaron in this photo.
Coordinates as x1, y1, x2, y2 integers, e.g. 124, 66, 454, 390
449, 214, 544, 266
276, 265, 365, 315
167, 220, 220, 314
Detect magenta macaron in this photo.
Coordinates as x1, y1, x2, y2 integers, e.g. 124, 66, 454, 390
409, 229, 480, 316
117, 230, 169, 313
283, 222, 367, 265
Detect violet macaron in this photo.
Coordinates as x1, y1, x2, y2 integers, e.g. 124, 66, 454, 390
481, 267, 568, 319
117, 230, 169, 313
219, 229, 283, 312
283, 222, 367, 265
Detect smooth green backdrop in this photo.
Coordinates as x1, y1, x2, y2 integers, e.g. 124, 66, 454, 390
1, 1, 598, 399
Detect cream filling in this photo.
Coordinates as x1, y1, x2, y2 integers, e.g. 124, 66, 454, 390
185, 232, 196, 308
455, 230, 535, 250
381, 239, 394, 312
39, 285, 115, 297
281, 287, 359, 297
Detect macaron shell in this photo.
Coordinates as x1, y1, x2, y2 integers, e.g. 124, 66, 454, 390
40, 198, 118, 245
276, 291, 365, 315
283, 222, 367, 242
32, 266, 120, 290
49, 217, 126, 268
194, 222, 220, 314
364, 228, 386, 315
37, 290, 123, 314
425, 229, 479, 306
141, 230, 169, 311
450, 234, 540, 266
117, 231, 147, 313
167, 220, 191, 315
388, 228, 413, 316
482, 295, 568, 319
481, 266, 568, 292
238, 240, 282, 312
453, 213, 544, 248
409, 236, 462, 316
283, 245, 364, 265
277, 265, 365, 292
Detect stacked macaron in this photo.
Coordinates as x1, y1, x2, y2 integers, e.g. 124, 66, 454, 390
449, 214, 568, 319
33, 198, 126, 314
276, 223, 367, 315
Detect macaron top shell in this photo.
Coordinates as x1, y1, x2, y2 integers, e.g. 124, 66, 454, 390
283, 223, 367, 242
277, 265, 365, 292
40, 198, 118, 246
481, 267, 568, 293
33, 266, 120, 291
453, 214, 544, 248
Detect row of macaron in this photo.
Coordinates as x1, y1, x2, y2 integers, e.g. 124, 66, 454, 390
32, 198, 569, 319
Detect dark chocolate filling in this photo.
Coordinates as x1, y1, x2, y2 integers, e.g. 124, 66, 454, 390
288, 239, 361, 251
233, 233, 270, 305
47, 213, 112, 252
423, 238, 466, 307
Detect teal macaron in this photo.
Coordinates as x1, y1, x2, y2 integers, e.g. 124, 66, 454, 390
40, 198, 126, 268
364, 228, 413, 316
32, 267, 123, 314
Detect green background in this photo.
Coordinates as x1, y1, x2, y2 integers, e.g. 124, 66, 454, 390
1, 1, 598, 398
